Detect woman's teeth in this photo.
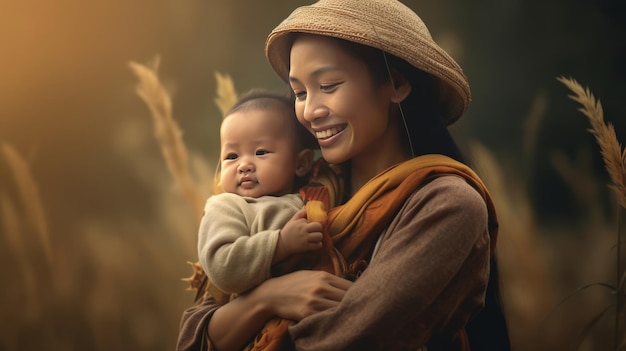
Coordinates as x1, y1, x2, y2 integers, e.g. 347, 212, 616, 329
316, 126, 344, 139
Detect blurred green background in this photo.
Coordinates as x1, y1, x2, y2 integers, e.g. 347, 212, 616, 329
1, 0, 625, 350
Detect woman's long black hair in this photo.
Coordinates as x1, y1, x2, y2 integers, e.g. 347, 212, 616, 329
338, 37, 511, 350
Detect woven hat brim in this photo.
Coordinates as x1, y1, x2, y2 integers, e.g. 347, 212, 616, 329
265, 1, 471, 125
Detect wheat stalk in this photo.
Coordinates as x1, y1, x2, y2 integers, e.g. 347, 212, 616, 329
211, 72, 239, 194
557, 76, 626, 350
129, 58, 204, 222
470, 141, 560, 348
557, 76, 626, 209
1, 143, 52, 263
523, 91, 549, 170
1, 194, 41, 320
214, 71, 238, 117
1, 194, 24, 261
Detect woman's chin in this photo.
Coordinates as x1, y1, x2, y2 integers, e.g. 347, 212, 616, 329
320, 150, 349, 165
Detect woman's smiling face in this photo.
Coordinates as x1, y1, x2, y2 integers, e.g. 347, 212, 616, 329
288, 34, 403, 166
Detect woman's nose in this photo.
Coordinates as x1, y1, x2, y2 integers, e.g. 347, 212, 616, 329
302, 96, 329, 123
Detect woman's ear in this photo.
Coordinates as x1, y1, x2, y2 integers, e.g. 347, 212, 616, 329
295, 149, 315, 177
389, 69, 411, 103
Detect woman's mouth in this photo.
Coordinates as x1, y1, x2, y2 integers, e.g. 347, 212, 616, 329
315, 125, 346, 140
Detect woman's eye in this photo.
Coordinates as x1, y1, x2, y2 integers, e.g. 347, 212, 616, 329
320, 83, 339, 92
293, 90, 306, 100
224, 153, 237, 160
256, 150, 269, 156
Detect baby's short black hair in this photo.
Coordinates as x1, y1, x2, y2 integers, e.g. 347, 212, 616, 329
224, 89, 318, 150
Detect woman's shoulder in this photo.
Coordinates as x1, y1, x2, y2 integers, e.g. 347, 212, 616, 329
411, 174, 488, 216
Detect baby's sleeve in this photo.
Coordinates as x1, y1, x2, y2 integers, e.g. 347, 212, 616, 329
197, 193, 281, 294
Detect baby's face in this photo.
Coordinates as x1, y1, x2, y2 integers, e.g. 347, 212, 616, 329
219, 107, 299, 198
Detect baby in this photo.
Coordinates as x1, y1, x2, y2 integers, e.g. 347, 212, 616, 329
197, 89, 324, 295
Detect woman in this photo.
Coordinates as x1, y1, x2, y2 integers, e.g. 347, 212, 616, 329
178, 0, 510, 350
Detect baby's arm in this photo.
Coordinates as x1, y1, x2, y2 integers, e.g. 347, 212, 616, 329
273, 202, 325, 263
198, 194, 282, 294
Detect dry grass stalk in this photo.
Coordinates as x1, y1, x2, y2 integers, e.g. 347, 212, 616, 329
214, 71, 238, 117
211, 72, 239, 194
189, 153, 215, 201
129, 58, 204, 223
470, 141, 559, 349
557, 76, 626, 350
1, 194, 41, 321
557, 76, 626, 209
1, 195, 24, 261
1, 143, 52, 263
549, 149, 605, 222
523, 91, 549, 168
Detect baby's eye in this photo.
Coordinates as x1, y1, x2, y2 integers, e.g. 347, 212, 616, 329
224, 153, 237, 160
256, 150, 270, 156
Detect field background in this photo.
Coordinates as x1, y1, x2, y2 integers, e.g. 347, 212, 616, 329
1, 0, 625, 350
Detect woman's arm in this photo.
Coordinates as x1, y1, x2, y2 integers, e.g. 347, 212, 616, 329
177, 270, 352, 351
289, 176, 492, 350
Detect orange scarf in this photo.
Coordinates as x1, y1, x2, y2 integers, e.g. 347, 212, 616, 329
246, 154, 498, 351
327, 154, 498, 263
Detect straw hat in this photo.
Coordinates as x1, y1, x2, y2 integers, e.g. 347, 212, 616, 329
265, 0, 471, 125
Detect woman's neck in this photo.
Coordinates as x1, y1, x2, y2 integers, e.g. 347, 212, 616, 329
346, 113, 413, 195
349, 152, 411, 195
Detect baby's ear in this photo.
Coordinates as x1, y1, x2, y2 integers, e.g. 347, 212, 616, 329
295, 149, 315, 177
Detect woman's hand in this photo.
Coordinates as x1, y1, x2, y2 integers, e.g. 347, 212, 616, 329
254, 270, 352, 321
208, 270, 352, 351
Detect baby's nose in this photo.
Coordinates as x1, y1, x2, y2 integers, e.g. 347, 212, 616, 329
238, 161, 255, 173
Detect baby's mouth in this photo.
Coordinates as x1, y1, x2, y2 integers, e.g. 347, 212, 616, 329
239, 176, 257, 187
240, 179, 256, 189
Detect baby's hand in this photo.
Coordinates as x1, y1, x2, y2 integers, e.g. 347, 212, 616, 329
277, 208, 324, 258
